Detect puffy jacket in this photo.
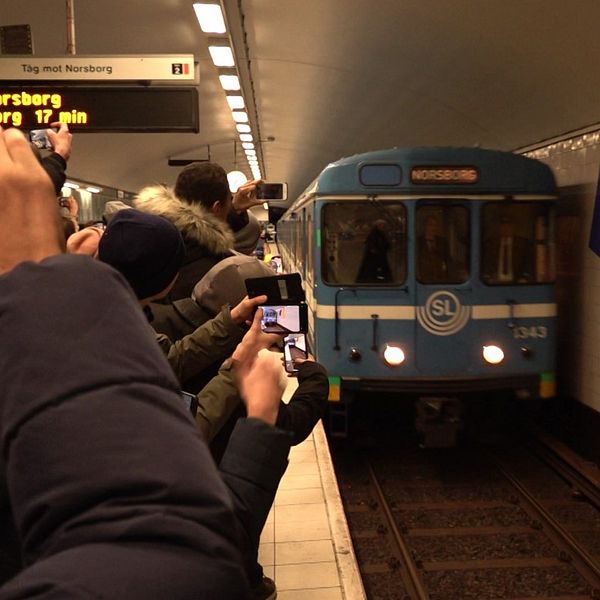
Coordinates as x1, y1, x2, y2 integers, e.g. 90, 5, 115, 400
134, 185, 234, 300
0, 256, 252, 599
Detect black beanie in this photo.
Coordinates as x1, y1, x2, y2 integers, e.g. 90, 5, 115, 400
98, 209, 185, 300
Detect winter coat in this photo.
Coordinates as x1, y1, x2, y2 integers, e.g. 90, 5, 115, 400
0, 255, 292, 599
198, 359, 330, 448
134, 185, 235, 300
156, 304, 246, 388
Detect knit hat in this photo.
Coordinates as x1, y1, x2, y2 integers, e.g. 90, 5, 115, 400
98, 209, 185, 300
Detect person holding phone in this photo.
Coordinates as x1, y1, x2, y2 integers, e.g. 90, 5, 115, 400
0, 127, 297, 599
134, 161, 265, 301
32, 122, 73, 197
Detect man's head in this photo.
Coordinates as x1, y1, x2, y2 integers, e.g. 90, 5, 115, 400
174, 162, 232, 220
98, 209, 185, 302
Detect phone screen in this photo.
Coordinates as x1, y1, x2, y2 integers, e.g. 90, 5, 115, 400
256, 183, 287, 201
283, 333, 308, 373
260, 305, 303, 333
29, 129, 53, 150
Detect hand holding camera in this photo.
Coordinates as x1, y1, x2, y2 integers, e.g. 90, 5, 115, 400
245, 273, 308, 334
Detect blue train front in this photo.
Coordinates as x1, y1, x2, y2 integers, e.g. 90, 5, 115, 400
278, 147, 558, 434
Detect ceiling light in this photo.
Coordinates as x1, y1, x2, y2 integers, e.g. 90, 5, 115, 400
226, 95, 245, 110
236, 123, 251, 133
208, 40, 234, 67
245, 149, 257, 156
193, 3, 226, 33
63, 181, 79, 189
242, 142, 254, 150
239, 133, 253, 142
85, 186, 102, 194
232, 111, 248, 123
227, 170, 248, 193
219, 74, 240, 91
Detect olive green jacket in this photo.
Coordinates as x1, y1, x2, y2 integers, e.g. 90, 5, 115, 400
156, 305, 245, 386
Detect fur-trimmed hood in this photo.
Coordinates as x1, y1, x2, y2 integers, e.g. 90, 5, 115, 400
134, 185, 234, 255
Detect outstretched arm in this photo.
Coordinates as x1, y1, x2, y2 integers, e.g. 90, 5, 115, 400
0, 128, 63, 274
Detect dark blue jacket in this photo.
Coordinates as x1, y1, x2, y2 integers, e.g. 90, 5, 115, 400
0, 256, 290, 599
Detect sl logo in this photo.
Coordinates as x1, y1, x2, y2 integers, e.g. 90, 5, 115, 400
416, 290, 471, 336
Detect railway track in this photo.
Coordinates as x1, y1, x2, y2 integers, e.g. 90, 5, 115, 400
332, 431, 600, 600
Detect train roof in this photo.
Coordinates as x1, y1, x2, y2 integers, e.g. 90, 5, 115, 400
298, 147, 557, 199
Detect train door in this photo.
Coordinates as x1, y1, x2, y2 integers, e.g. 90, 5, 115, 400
414, 202, 472, 375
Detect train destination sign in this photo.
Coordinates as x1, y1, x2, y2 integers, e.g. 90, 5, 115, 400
0, 86, 199, 132
0, 55, 196, 81
411, 166, 479, 184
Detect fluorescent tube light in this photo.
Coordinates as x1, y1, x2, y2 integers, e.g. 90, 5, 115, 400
193, 3, 226, 34
219, 74, 240, 90
232, 111, 248, 123
226, 95, 245, 110
208, 45, 234, 67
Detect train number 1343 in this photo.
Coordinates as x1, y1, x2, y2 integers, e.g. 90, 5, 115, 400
513, 325, 548, 339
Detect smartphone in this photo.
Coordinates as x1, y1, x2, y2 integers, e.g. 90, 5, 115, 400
245, 273, 304, 304
256, 182, 288, 201
260, 303, 308, 334
180, 391, 198, 417
29, 129, 53, 150
284, 333, 308, 374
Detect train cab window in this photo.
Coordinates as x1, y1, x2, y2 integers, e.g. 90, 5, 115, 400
416, 205, 469, 284
481, 203, 555, 285
322, 202, 406, 285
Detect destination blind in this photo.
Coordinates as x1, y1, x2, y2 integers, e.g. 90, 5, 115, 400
0, 86, 199, 132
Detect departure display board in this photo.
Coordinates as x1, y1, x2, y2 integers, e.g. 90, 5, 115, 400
0, 86, 199, 132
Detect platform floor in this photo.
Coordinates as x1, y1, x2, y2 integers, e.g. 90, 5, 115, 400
258, 379, 366, 599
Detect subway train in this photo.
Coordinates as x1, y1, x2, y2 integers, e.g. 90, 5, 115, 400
276, 147, 558, 438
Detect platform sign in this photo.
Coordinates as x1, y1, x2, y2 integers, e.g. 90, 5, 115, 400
0, 86, 199, 132
0, 55, 196, 81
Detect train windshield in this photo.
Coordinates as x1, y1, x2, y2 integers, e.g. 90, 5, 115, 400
416, 204, 470, 284
481, 202, 555, 285
322, 201, 406, 285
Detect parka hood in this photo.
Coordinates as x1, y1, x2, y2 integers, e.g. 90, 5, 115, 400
134, 185, 234, 255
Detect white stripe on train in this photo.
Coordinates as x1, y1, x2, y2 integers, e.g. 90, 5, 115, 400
310, 303, 557, 320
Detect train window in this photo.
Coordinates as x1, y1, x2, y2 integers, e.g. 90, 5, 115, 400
359, 164, 402, 186
322, 202, 406, 285
481, 202, 555, 285
416, 205, 470, 284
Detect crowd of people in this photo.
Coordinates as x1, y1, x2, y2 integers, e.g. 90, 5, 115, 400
0, 124, 329, 600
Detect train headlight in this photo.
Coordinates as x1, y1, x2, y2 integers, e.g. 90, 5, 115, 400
383, 344, 405, 367
482, 345, 504, 365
